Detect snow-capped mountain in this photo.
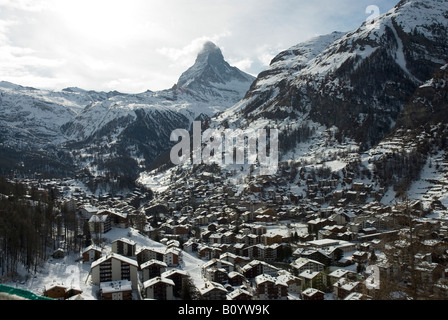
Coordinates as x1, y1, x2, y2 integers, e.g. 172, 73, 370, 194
0, 42, 255, 180
141, 0, 448, 208
218, 0, 448, 150
177, 41, 256, 103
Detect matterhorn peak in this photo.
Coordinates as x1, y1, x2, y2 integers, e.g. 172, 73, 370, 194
176, 41, 255, 101
192, 41, 226, 70
199, 41, 221, 54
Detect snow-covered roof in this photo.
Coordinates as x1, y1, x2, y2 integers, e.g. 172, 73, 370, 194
161, 268, 189, 278
81, 244, 102, 254
112, 237, 136, 246
100, 280, 132, 293
328, 268, 353, 278
302, 287, 324, 296
140, 259, 168, 269
143, 277, 175, 289
227, 288, 252, 299
91, 252, 138, 269
292, 257, 325, 269
299, 270, 321, 280
199, 281, 227, 295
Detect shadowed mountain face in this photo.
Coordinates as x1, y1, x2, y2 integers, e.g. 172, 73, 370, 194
397, 64, 448, 130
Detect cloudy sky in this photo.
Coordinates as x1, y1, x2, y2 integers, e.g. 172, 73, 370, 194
0, 0, 399, 93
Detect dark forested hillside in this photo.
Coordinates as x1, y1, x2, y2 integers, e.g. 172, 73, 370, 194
0, 177, 83, 279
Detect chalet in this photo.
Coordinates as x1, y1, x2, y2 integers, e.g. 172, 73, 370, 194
88, 214, 111, 234
96, 209, 129, 229
172, 225, 189, 240
308, 218, 337, 235
352, 251, 369, 263
233, 243, 247, 257
161, 269, 189, 298
198, 245, 221, 260
183, 239, 199, 252
328, 269, 356, 286
251, 225, 267, 236
222, 231, 235, 244
220, 252, 250, 267
255, 274, 288, 300
217, 216, 228, 225
246, 234, 259, 246
228, 271, 246, 286
302, 287, 325, 300
261, 233, 283, 246
141, 260, 168, 282
293, 249, 332, 267
333, 279, 363, 300
202, 258, 235, 273
166, 239, 180, 249
199, 281, 228, 300
82, 245, 102, 263
303, 239, 357, 254
91, 253, 139, 290
246, 243, 281, 262
209, 233, 224, 245
204, 267, 229, 285
111, 238, 137, 257
63, 198, 77, 212
277, 271, 302, 294
136, 247, 165, 265
52, 248, 65, 259
344, 292, 370, 300
290, 257, 325, 275
142, 277, 175, 300
80, 205, 99, 220
227, 288, 253, 300
43, 284, 82, 300
255, 214, 277, 223
219, 252, 238, 264
299, 270, 327, 292
241, 260, 280, 279
415, 261, 445, 284
100, 280, 133, 300
164, 247, 181, 267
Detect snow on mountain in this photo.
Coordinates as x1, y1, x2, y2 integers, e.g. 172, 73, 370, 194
140, 0, 448, 208
177, 41, 255, 104
55, 42, 255, 177
217, 0, 448, 151
0, 41, 255, 178
0, 84, 77, 147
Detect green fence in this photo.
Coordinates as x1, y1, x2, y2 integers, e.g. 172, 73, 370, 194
0, 284, 53, 300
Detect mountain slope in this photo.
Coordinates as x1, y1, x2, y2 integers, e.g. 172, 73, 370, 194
141, 0, 448, 208
60, 42, 255, 174
219, 0, 448, 151
0, 42, 254, 182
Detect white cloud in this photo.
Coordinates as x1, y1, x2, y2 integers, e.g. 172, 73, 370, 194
0, 0, 50, 12
229, 58, 254, 73
158, 32, 232, 66
0, 0, 400, 93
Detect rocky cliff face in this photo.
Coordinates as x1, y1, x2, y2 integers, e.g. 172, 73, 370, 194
397, 63, 448, 130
